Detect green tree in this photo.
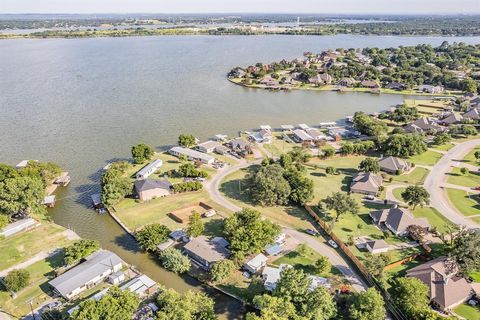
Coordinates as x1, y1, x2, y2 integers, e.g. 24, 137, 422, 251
284, 169, 314, 205
158, 248, 191, 274
64, 239, 100, 266
247, 295, 297, 320
325, 166, 336, 175
322, 147, 336, 158
210, 260, 235, 283
19, 161, 62, 187
463, 78, 478, 94
475, 150, 480, 161
3, 269, 30, 292
349, 288, 386, 320
401, 185, 430, 209
274, 268, 311, 305
390, 277, 430, 319
101, 169, 132, 206
131, 143, 154, 164
364, 253, 390, 277
314, 256, 331, 275
0, 176, 46, 219
248, 164, 291, 206
387, 104, 419, 123
71, 286, 140, 320
223, 208, 281, 260
178, 134, 197, 148
353, 112, 388, 137
433, 132, 451, 146
383, 133, 427, 157
186, 211, 205, 238
156, 288, 216, 320
136, 224, 171, 252
279, 153, 293, 170
359, 157, 380, 173
459, 124, 477, 136
0, 214, 9, 229
0, 163, 18, 182
321, 192, 359, 221
451, 229, 480, 273
40, 309, 64, 320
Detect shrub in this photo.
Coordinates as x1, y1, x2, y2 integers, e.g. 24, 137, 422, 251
172, 181, 203, 193
210, 260, 235, 282
64, 239, 100, 266
158, 248, 191, 274
4, 269, 30, 292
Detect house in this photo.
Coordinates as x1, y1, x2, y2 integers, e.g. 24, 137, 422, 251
49, 250, 124, 300
463, 107, 480, 120
385, 82, 405, 90
440, 113, 463, 125
298, 123, 310, 130
197, 140, 222, 154
260, 75, 278, 87
350, 172, 383, 196
292, 129, 313, 143
379, 156, 410, 174
134, 179, 172, 201
281, 125, 294, 132
169, 146, 215, 164
419, 85, 444, 94
243, 253, 268, 274
305, 128, 326, 141
404, 118, 447, 134
406, 257, 473, 310
135, 159, 163, 180
370, 207, 430, 236
108, 271, 125, 285
214, 145, 230, 155
0, 218, 37, 238
120, 274, 157, 297
338, 78, 356, 87
365, 240, 390, 254
361, 80, 380, 89
249, 129, 273, 144
229, 138, 249, 151
183, 236, 230, 270
262, 265, 291, 291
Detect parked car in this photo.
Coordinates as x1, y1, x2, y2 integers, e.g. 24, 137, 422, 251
365, 195, 375, 200
328, 239, 339, 249
305, 229, 319, 236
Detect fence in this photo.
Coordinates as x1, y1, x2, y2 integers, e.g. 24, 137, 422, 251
304, 205, 409, 320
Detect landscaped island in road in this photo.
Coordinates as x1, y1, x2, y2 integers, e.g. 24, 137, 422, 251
228, 43, 479, 96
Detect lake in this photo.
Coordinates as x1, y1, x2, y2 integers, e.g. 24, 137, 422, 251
1, 34, 479, 319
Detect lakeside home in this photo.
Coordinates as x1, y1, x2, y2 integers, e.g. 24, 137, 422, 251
135, 159, 163, 180
169, 146, 215, 164
183, 236, 230, 270
197, 140, 222, 154
0, 218, 37, 238
292, 129, 313, 143
134, 179, 172, 201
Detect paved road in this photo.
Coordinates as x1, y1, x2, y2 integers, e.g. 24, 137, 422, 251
205, 156, 368, 292
424, 139, 480, 229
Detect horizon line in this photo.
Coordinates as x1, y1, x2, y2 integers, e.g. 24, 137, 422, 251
2, 12, 480, 16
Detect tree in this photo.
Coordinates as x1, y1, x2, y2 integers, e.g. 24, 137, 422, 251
288, 147, 311, 164
451, 229, 480, 273
156, 288, 216, 320
187, 211, 205, 238
460, 167, 469, 175
274, 267, 311, 305
359, 157, 380, 173
314, 256, 331, 274
3, 269, 30, 292
325, 166, 336, 175
475, 150, 480, 161
64, 239, 100, 266
248, 164, 291, 206
101, 169, 132, 206
433, 132, 451, 146
322, 147, 335, 158
131, 143, 154, 164
0, 214, 9, 229
223, 208, 281, 260
71, 286, 140, 320
390, 277, 430, 319
284, 169, 314, 205
178, 134, 197, 148
353, 112, 388, 137
247, 295, 297, 320
136, 224, 171, 252
0, 163, 18, 182
401, 185, 430, 209
349, 288, 386, 320
364, 253, 390, 277
158, 248, 191, 274
19, 161, 62, 187
383, 133, 427, 157
407, 224, 428, 243
458, 124, 477, 136
321, 192, 359, 221
177, 162, 208, 178
386, 104, 419, 123
41, 309, 64, 320
463, 78, 478, 94
0, 176, 46, 219
210, 260, 235, 282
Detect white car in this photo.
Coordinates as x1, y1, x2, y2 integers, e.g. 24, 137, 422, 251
328, 240, 339, 249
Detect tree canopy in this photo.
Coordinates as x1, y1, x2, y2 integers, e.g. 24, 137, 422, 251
210, 260, 235, 283
64, 239, 100, 266
131, 143, 154, 164
156, 288, 217, 320
358, 157, 380, 173
248, 164, 291, 206
136, 224, 171, 252
186, 211, 205, 238
353, 112, 388, 137
451, 229, 480, 273
383, 133, 427, 157
158, 248, 191, 274
3, 269, 30, 292
401, 185, 430, 209
349, 288, 386, 320
390, 277, 430, 320
178, 134, 197, 148
321, 192, 359, 221
101, 167, 132, 206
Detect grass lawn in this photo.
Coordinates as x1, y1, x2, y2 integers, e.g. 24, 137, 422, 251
468, 271, 480, 282
412, 207, 453, 233
392, 187, 406, 202
307, 167, 351, 203
454, 303, 480, 320
113, 190, 231, 232
446, 188, 480, 217
0, 251, 64, 317
272, 245, 341, 278
263, 133, 296, 157
308, 155, 365, 170
220, 167, 316, 230
408, 150, 443, 166
446, 167, 480, 188
0, 223, 72, 271
391, 167, 430, 185
429, 143, 455, 152
463, 146, 480, 166
473, 216, 480, 224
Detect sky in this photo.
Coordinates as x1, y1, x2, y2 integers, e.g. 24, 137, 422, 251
1, 0, 480, 14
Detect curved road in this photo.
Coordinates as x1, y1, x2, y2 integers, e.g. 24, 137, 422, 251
424, 139, 480, 229
206, 157, 367, 292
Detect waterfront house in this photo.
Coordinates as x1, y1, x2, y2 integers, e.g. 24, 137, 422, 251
305, 128, 327, 141
440, 113, 463, 125
259, 125, 271, 131
107, 271, 125, 285
120, 274, 157, 298
197, 140, 222, 154
350, 172, 382, 196
418, 85, 444, 94
361, 80, 380, 89
370, 207, 430, 236
169, 146, 215, 165
260, 75, 278, 87
365, 240, 390, 254
243, 253, 268, 274
249, 129, 273, 144
49, 250, 124, 300
379, 156, 410, 174
214, 145, 229, 155
338, 77, 356, 87
292, 129, 313, 143
134, 179, 172, 201
406, 257, 473, 311
183, 236, 230, 270
385, 82, 405, 90
135, 159, 163, 180
404, 118, 447, 134
229, 138, 249, 151
0, 218, 37, 238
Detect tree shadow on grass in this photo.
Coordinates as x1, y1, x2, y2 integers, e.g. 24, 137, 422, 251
310, 172, 327, 178
204, 219, 224, 237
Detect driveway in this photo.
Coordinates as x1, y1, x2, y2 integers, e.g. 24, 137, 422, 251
423, 139, 480, 229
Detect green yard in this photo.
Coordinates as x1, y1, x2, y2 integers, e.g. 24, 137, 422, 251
446, 188, 480, 217
392, 187, 406, 203
412, 207, 453, 233
429, 143, 455, 152
408, 150, 443, 166
463, 146, 480, 166
0, 223, 73, 271
446, 167, 480, 188
454, 303, 480, 320
391, 167, 430, 185
262, 133, 296, 157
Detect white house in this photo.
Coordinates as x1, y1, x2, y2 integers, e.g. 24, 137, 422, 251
135, 159, 163, 180
243, 253, 268, 274
292, 129, 313, 143
197, 140, 222, 154
120, 274, 157, 297
0, 218, 37, 238
169, 146, 215, 164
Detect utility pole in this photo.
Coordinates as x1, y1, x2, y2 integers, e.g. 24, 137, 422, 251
26, 298, 36, 320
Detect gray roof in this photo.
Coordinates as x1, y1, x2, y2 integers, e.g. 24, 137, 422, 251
169, 146, 215, 163
183, 236, 230, 264
351, 172, 383, 193
134, 179, 172, 193
379, 156, 409, 172
293, 129, 313, 141
136, 159, 163, 178
366, 240, 389, 251
49, 250, 124, 298
370, 207, 430, 234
